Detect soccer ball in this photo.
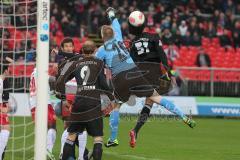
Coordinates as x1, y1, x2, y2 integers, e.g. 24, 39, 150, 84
128, 11, 145, 27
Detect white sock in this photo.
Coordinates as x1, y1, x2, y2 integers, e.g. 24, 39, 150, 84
78, 131, 87, 160
47, 128, 56, 153
60, 129, 68, 155
0, 130, 10, 159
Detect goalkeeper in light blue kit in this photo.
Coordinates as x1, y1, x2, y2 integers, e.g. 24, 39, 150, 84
96, 7, 196, 148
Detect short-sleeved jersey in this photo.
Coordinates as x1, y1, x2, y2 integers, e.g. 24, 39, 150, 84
130, 32, 169, 68
29, 68, 51, 109
55, 56, 113, 112
95, 19, 136, 76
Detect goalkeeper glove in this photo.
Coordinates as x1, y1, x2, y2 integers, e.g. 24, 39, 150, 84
106, 7, 117, 21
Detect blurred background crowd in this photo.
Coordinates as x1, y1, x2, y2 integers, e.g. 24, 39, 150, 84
1, 0, 240, 96
0, 0, 240, 66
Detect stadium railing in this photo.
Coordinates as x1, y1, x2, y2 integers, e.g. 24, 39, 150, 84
6, 62, 57, 93
177, 67, 240, 97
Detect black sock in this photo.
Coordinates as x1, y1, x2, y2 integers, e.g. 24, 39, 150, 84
75, 136, 79, 146
92, 143, 103, 160
62, 139, 76, 160
83, 148, 89, 160
2, 147, 6, 159
134, 105, 151, 135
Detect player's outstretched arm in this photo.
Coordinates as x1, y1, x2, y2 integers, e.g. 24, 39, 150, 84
106, 7, 123, 42
154, 35, 169, 70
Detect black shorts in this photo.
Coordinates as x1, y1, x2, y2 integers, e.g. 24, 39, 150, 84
67, 117, 103, 137
68, 96, 103, 122
136, 62, 172, 95
113, 67, 155, 102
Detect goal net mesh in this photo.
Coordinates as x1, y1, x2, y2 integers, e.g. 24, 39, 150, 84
1, 0, 37, 159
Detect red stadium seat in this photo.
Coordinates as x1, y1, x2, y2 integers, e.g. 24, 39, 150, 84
211, 38, 220, 45
202, 37, 210, 45
217, 47, 225, 53
236, 48, 240, 53
25, 65, 35, 76
180, 46, 188, 53
10, 66, 22, 76
55, 36, 63, 46
72, 37, 82, 53
227, 47, 235, 54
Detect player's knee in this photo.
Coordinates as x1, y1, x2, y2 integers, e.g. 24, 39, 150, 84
93, 136, 103, 144
149, 93, 162, 103
68, 133, 77, 142
48, 123, 56, 130
145, 98, 154, 107
1, 125, 10, 131
112, 103, 121, 109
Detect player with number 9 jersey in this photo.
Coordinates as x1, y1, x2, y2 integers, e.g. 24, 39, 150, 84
56, 40, 114, 160
55, 55, 114, 121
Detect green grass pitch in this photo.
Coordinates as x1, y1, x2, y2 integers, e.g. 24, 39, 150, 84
4, 116, 240, 160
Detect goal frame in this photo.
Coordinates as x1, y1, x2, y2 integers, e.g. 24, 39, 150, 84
35, 0, 50, 159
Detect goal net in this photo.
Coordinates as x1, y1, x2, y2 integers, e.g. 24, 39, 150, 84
1, 0, 49, 159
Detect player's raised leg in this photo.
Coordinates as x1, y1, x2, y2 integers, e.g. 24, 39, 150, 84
149, 91, 196, 128
127, 10, 196, 128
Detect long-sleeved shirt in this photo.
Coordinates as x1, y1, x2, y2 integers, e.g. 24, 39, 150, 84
95, 18, 136, 76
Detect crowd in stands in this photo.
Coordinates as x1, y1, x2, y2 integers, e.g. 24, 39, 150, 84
49, 0, 240, 48
1, 0, 240, 65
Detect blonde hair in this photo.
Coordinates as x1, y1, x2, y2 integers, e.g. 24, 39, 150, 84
101, 25, 114, 41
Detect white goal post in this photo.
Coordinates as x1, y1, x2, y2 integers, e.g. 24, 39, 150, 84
35, 0, 50, 159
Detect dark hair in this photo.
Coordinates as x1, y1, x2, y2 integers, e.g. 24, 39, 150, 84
82, 40, 96, 55
60, 37, 74, 48
128, 19, 146, 36
0, 59, 10, 75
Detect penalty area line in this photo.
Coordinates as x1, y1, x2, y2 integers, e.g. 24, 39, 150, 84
104, 151, 163, 160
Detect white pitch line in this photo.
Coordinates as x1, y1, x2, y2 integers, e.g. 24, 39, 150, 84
104, 151, 163, 160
